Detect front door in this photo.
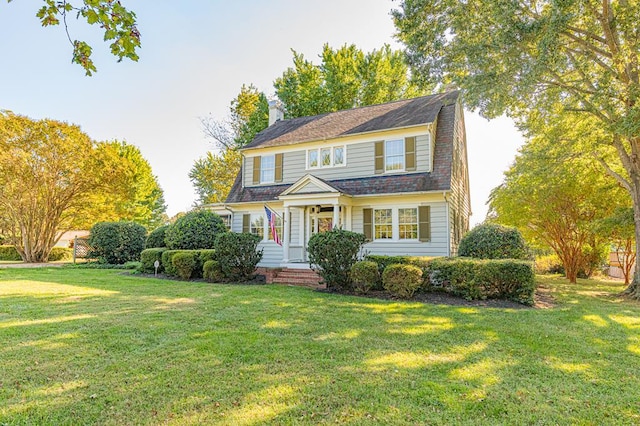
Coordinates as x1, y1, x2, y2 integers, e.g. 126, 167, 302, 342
304, 209, 334, 261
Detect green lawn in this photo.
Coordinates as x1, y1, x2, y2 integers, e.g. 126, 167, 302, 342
0, 269, 639, 425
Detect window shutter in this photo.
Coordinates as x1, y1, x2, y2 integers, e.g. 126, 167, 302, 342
252, 157, 261, 184
405, 137, 416, 171
243, 214, 250, 233
363, 208, 373, 242
275, 153, 283, 182
374, 141, 384, 174
419, 206, 431, 242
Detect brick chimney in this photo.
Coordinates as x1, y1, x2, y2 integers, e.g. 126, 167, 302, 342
268, 100, 285, 126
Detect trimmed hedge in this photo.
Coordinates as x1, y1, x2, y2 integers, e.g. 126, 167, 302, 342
203, 260, 223, 282
350, 261, 379, 294
307, 229, 366, 290
383, 264, 423, 299
164, 210, 227, 250
0, 245, 22, 261
161, 249, 216, 278
425, 258, 536, 305
145, 225, 169, 249
49, 247, 73, 261
365, 255, 433, 289
88, 221, 146, 264
140, 248, 167, 273
458, 223, 529, 260
213, 233, 262, 282
173, 252, 196, 279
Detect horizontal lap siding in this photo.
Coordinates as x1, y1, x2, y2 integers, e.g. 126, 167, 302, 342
230, 209, 283, 267
352, 203, 449, 257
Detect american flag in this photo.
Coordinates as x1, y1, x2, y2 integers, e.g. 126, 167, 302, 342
264, 206, 282, 246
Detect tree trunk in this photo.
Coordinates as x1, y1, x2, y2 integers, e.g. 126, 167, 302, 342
625, 185, 640, 297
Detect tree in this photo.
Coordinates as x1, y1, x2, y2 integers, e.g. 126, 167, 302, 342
7, 0, 140, 75
594, 208, 636, 285
0, 112, 166, 262
192, 85, 269, 204
0, 112, 101, 262
393, 1, 640, 296
274, 44, 424, 117
488, 130, 620, 283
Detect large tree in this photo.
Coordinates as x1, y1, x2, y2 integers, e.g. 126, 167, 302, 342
394, 1, 640, 296
274, 43, 424, 117
8, 0, 140, 75
0, 112, 166, 262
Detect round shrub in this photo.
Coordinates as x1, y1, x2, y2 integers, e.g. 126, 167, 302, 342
203, 260, 223, 282
307, 229, 366, 290
213, 232, 263, 282
165, 210, 227, 250
382, 264, 423, 299
49, 247, 73, 262
140, 248, 166, 273
88, 221, 146, 264
172, 252, 196, 280
146, 224, 169, 248
350, 261, 380, 294
458, 223, 529, 260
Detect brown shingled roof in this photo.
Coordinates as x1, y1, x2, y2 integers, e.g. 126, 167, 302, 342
225, 94, 459, 203
243, 90, 459, 150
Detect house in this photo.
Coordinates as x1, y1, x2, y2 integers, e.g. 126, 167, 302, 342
207, 90, 471, 279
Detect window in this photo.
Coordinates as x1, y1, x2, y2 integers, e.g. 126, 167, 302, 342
399, 208, 418, 239
385, 140, 404, 171
220, 214, 232, 230
308, 150, 318, 168
250, 215, 264, 239
307, 146, 345, 169
260, 155, 275, 183
334, 146, 344, 165
374, 209, 393, 240
268, 215, 283, 241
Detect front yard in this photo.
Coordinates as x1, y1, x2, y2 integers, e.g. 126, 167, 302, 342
0, 269, 639, 425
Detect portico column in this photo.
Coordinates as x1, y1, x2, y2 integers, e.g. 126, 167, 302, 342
333, 202, 340, 229
283, 206, 290, 262
346, 205, 352, 231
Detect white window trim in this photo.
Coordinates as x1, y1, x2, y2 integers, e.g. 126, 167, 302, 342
306, 145, 347, 170
384, 139, 405, 173
371, 206, 421, 242
260, 154, 275, 184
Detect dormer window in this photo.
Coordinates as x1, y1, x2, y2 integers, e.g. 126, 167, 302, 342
261, 154, 275, 183
385, 140, 404, 171
307, 145, 346, 169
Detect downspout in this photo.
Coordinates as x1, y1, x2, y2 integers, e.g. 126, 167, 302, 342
443, 191, 451, 257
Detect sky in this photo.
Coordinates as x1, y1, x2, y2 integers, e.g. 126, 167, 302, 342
0, 0, 524, 225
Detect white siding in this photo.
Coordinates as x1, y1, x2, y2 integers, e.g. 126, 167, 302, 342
244, 134, 431, 188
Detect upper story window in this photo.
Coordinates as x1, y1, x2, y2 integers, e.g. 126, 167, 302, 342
385, 140, 404, 171
307, 146, 346, 169
261, 155, 275, 183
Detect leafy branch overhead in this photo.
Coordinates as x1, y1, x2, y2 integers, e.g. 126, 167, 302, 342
10, 0, 141, 75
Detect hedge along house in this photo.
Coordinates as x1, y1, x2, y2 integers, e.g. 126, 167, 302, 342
206, 90, 471, 281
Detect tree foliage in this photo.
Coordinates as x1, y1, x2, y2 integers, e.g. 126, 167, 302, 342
88, 221, 146, 264
593, 207, 636, 284
8, 0, 141, 75
393, 0, 640, 294
458, 223, 529, 260
0, 112, 165, 262
274, 44, 424, 117
164, 210, 227, 250
189, 148, 241, 205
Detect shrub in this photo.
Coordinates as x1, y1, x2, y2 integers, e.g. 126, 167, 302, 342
307, 229, 366, 290
535, 254, 564, 275
172, 252, 196, 279
365, 255, 434, 289
203, 260, 224, 282
214, 233, 262, 282
425, 258, 536, 305
88, 221, 146, 264
49, 247, 73, 261
140, 248, 167, 273
458, 223, 529, 260
161, 250, 181, 276
165, 210, 227, 250
382, 264, 423, 299
0, 245, 22, 261
146, 224, 169, 249
123, 261, 142, 270
350, 261, 379, 294
160, 249, 213, 278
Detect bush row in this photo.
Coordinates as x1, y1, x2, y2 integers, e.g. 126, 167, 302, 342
357, 255, 535, 305
139, 232, 262, 282
0, 245, 72, 262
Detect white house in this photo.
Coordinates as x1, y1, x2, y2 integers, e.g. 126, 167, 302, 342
208, 90, 471, 275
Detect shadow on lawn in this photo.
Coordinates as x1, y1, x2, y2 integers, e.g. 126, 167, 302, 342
1, 269, 640, 424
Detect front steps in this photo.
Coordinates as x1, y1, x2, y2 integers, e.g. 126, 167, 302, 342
257, 267, 325, 288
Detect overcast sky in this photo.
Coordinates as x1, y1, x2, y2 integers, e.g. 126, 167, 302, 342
0, 0, 524, 224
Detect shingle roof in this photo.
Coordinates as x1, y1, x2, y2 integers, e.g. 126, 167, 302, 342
243, 90, 459, 150
225, 92, 459, 203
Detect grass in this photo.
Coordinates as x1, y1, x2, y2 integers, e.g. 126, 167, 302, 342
0, 269, 639, 425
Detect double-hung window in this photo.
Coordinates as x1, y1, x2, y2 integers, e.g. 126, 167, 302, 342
374, 209, 393, 240
260, 155, 275, 183
399, 208, 418, 240
385, 140, 405, 171
250, 215, 264, 240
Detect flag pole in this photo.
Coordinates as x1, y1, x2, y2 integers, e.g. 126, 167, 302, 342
264, 203, 282, 219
